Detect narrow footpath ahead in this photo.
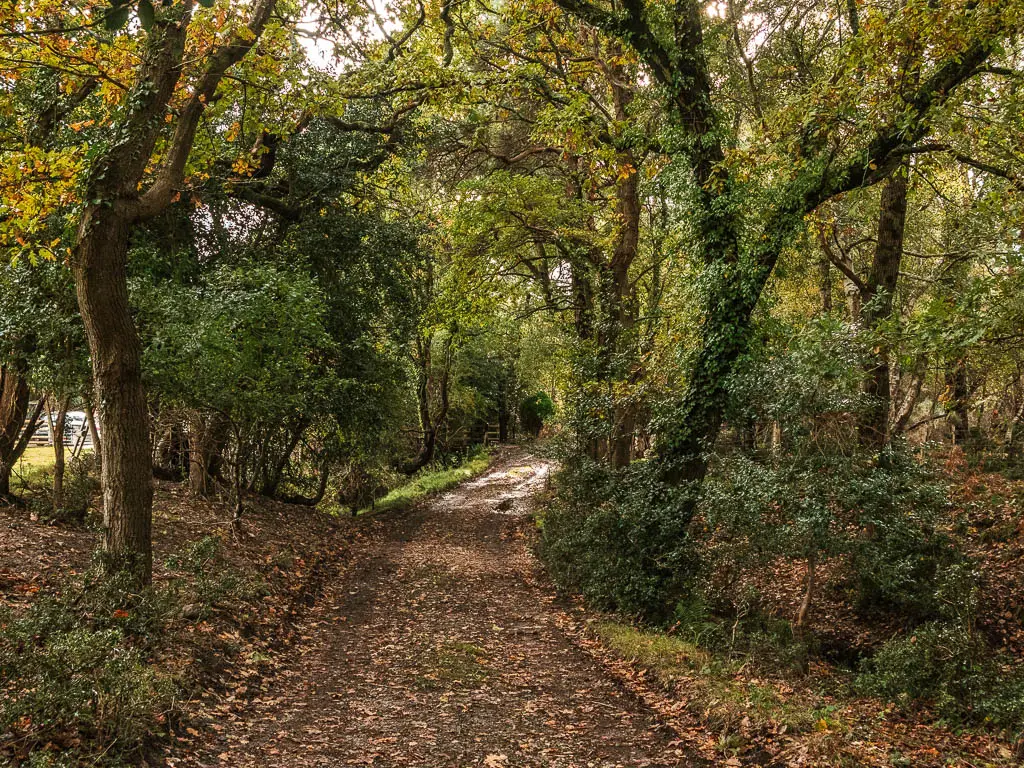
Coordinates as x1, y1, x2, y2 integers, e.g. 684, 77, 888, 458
178, 450, 694, 767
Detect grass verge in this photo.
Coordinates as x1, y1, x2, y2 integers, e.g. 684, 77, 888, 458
590, 620, 1022, 766
595, 621, 827, 737
363, 449, 492, 514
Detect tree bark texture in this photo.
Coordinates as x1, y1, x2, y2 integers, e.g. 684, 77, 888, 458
859, 166, 909, 449
0, 366, 31, 498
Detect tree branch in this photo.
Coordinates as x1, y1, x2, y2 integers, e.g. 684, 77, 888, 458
898, 142, 1023, 191
137, 0, 278, 220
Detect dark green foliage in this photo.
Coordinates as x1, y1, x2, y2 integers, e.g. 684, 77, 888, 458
0, 564, 176, 765
723, 314, 867, 447
519, 391, 555, 437
670, 593, 813, 673
22, 456, 100, 524
163, 535, 251, 616
541, 459, 697, 620
857, 622, 1024, 729
543, 443, 958, 626
710, 321, 965, 621
852, 515, 973, 623
702, 448, 963, 622
0, 538, 256, 765
541, 309, 1024, 731
58, 455, 100, 521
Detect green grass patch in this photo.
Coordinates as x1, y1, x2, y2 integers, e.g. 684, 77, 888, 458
9, 447, 94, 492
363, 449, 492, 514
18, 446, 59, 467
594, 621, 828, 737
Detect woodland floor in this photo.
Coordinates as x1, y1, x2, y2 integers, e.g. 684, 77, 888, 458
170, 449, 698, 768
3, 448, 1020, 767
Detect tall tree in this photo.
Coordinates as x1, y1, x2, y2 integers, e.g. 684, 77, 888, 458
552, 0, 1021, 494
0, 0, 281, 580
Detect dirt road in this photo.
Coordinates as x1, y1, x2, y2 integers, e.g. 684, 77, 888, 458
176, 449, 693, 767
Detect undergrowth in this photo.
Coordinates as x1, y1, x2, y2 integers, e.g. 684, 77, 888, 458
0, 537, 250, 767
540, 451, 1024, 740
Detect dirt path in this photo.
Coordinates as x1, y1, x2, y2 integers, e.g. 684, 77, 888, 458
175, 449, 693, 768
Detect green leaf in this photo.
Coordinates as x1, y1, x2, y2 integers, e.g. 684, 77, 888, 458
137, 0, 155, 30
104, 4, 130, 30
197, 0, 215, 7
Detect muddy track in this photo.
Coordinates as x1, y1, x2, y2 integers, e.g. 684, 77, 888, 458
174, 449, 694, 768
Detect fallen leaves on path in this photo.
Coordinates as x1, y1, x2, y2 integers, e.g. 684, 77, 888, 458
173, 450, 700, 768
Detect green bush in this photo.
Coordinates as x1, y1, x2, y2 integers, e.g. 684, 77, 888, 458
0, 539, 259, 765
838, 449, 969, 622
59, 455, 101, 521
698, 447, 968, 624
541, 459, 698, 620
857, 622, 1024, 729
165, 535, 239, 613
519, 391, 555, 438
0, 564, 176, 765
853, 530, 975, 623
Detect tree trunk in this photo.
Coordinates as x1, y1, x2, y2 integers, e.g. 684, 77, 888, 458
946, 358, 971, 446
66, 0, 275, 582
263, 419, 307, 497
0, 367, 34, 500
84, 397, 102, 466
610, 407, 636, 469
859, 166, 909, 449
771, 420, 783, 456
188, 412, 219, 497
405, 334, 437, 473
657, 256, 761, 487
1005, 388, 1024, 459
607, 55, 641, 470
417, 336, 435, 465
51, 396, 71, 515
608, 252, 639, 469
233, 441, 245, 524
570, 258, 595, 342
796, 552, 816, 629
498, 373, 511, 442
73, 212, 154, 581
436, 333, 454, 453
819, 255, 833, 313
892, 357, 927, 435
276, 454, 332, 506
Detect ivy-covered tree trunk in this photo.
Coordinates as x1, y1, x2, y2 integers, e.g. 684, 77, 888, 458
554, 0, 1003, 496
859, 167, 909, 449
607, 63, 641, 470
657, 261, 765, 486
